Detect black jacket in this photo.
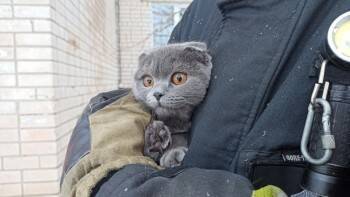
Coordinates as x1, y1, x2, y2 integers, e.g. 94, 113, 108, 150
62, 0, 350, 196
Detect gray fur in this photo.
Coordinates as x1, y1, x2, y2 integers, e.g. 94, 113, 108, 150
132, 42, 212, 168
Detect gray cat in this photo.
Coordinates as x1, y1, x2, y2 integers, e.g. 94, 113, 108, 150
132, 42, 212, 168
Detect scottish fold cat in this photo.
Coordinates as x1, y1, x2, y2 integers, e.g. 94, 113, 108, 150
132, 42, 212, 168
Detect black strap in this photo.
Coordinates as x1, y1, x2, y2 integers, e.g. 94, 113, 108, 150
325, 64, 350, 85
310, 55, 350, 85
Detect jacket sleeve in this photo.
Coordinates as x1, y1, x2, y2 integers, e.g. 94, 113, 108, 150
61, 88, 253, 197
94, 164, 253, 197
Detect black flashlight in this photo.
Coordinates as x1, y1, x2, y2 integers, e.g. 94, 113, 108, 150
300, 11, 350, 196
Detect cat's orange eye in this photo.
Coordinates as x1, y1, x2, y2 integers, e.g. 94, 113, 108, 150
143, 76, 154, 87
171, 72, 187, 85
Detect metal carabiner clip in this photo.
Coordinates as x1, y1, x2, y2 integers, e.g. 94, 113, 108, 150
301, 60, 335, 165
301, 99, 335, 165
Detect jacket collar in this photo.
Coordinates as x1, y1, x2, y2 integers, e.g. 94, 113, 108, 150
216, 0, 242, 12
216, 0, 238, 3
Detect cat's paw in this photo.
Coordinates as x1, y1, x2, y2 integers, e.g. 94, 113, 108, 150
144, 120, 171, 161
160, 146, 188, 168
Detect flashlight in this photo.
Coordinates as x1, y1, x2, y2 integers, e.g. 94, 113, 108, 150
300, 11, 350, 197
325, 11, 350, 69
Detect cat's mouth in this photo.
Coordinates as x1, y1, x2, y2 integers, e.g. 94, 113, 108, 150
147, 100, 164, 109
149, 101, 168, 110
147, 98, 185, 110
154, 99, 171, 108
156, 102, 167, 109
157, 102, 183, 110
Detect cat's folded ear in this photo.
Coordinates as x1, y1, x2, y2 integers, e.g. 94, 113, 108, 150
138, 51, 150, 67
182, 42, 211, 65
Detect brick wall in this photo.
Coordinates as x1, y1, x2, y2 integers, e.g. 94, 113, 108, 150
0, 0, 118, 196
0, 0, 192, 195
117, 0, 153, 87
117, 0, 191, 87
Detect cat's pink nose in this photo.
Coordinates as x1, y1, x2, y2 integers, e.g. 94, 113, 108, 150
153, 92, 164, 100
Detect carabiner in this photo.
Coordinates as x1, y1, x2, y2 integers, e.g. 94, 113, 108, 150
301, 98, 335, 165
310, 60, 328, 105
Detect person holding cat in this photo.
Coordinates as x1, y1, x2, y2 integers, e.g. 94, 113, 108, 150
61, 0, 350, 196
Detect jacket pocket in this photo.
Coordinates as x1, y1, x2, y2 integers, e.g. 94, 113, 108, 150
239, 150, 305, 195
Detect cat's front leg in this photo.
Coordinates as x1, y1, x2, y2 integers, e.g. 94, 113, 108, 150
160, 146, 188, 168
144, 120, 172, 162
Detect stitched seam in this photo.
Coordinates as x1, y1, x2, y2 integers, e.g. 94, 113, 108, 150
229, 0, 307, 169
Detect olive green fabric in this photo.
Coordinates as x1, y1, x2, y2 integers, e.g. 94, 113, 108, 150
60, 93, 161, 197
